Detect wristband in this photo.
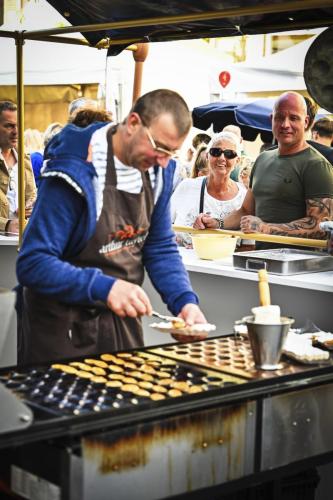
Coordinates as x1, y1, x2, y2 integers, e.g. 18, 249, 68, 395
218, 218, 224, 229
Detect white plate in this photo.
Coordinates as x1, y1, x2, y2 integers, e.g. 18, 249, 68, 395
149, 321, 216, 336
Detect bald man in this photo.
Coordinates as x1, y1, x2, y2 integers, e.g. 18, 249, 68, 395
197, 92, 333, 248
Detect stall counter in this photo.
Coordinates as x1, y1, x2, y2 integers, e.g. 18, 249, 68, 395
0, 236, 18, 367
142, 248, 333, 345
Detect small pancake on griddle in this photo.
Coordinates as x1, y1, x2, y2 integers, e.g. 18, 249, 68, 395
150, 393, 166, 401
106, 380, 122, 388
84, 358, 108, 368
51, 364, 78, 375
168, 389, 182, 397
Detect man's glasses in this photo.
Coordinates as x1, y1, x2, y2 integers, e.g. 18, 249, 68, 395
143, 125, 179, 158
209, 148, 238, 160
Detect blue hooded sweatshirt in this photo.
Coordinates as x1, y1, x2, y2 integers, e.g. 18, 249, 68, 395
16, 123, 198, 315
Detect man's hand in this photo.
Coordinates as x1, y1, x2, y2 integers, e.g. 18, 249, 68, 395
240, 215, 265, 234
25, 199, 35, 218
6, 219, 19, 234
171, 303, 208, 343
106, 279, 152, 318
193, 213, 219, 230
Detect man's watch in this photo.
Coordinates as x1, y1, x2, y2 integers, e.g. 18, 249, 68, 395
214, 218, 224, 229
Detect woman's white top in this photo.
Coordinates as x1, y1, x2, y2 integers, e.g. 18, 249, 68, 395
171, 176, 247, 246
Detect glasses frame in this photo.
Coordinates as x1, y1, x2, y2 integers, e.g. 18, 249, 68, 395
209, 147, 238, 160
143, 124, 179, 158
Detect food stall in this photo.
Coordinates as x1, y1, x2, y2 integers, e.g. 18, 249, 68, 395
1, 2, 333, 499
1, 232, 333, 499
1, 332, 333, 500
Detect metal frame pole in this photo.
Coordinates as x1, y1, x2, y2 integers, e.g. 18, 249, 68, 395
15, 32, 25, 246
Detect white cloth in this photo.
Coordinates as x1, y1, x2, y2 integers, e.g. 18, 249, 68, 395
171, 176, 247, 246
90, 124, 157, 220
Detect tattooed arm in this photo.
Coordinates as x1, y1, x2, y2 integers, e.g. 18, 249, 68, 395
240, 198, 333, 238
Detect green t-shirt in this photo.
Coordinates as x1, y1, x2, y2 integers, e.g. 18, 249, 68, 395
250, 146, 333, 223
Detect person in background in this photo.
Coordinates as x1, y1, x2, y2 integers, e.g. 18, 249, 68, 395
68, 97, 99, 119
0, 101, 36, 234
43, 122, 63, 149
259, 142, 274, 153
173, 132, 211, 191
197, 92, 333, 248
190, 143, 209, 178
172, 131, 246, 247
24, 128, 44, 186
29, 122, 63, 187
69, 108, 113, 128
238, 163, 252, 189
186, 132, 211, 166
304, 97, 333, 164
311, 117, 333, 148
16, 89, 207, 365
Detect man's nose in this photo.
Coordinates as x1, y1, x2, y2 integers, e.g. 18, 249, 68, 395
281, 117, 291, 127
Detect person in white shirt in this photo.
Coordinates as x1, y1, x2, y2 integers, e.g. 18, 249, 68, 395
0, 101, 36, 234
171, 131, 246, 247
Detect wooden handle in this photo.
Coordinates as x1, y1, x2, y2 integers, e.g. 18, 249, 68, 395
172, 225, 327, 249
258, 269, 271, 306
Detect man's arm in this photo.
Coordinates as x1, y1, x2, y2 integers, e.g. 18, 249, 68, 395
16, 179, 116, 304
240, 197, 333, 238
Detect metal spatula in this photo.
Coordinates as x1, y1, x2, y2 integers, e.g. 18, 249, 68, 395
151, 310, 185, 325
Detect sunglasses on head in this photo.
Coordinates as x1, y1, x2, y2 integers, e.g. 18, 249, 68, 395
209, 148, 237, 159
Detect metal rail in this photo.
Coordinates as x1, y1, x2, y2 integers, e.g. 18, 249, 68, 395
172, 225, 328, 249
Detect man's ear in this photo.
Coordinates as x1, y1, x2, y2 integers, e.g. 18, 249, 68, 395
126, 112, 141, 134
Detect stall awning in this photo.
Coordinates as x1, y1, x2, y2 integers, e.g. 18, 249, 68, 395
31, 1, 333, 55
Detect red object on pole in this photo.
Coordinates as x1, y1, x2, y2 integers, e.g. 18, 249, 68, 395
219, 71, 231, 88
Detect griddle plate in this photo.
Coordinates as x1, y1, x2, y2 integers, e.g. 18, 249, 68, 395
151, 336, 332, 380
0, 350, 244, 418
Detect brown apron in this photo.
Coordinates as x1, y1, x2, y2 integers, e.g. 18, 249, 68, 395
19, 126, 155, 364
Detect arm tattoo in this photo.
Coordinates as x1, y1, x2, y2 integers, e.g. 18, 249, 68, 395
265, 198, 333, 239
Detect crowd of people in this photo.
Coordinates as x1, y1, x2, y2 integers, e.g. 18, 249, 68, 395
0, 89, 332, 363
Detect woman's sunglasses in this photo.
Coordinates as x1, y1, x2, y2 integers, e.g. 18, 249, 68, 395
209, 148, 237, 159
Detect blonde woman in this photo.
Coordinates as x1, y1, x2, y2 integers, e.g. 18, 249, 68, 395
171, 131, 246, 246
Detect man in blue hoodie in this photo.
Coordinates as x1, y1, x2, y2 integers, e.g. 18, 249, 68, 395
16, 89, 207, 364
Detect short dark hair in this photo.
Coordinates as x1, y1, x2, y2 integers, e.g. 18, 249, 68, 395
0, 101, 17, 115
69, 108, 113, 128
192, 133, 211, 149
131, 89, 192, 137
312, 117, 333, 139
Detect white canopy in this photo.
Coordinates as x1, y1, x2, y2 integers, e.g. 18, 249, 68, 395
0, 38, 108, 85
209, 33, 323, 94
